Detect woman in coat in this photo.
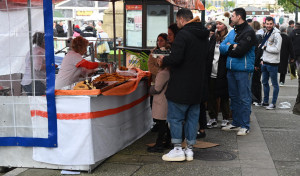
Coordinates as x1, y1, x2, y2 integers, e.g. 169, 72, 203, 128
147, 32, 172, 132
278, 25, 295, 86
206, 14, 231, 128
147, 66, 171, 153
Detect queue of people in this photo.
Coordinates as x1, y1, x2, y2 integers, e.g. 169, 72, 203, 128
22, 7, 300, 163
146, 7, 300, 163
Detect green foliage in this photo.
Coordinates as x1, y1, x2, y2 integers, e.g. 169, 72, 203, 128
278, 0, 296, 13
223, 1, 235, 11
125, 50, 149, 71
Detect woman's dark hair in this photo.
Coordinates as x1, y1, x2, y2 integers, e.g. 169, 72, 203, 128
32, 32, 45, 48
156, 33, 168, 49
233, 8, 246, 21
210, 24, 216, 32
251, 21, 261, 32
168, 23, 179, 38
215, 28, 228, 42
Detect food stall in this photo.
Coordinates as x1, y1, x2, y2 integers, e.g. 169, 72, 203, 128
0, 0, 152, 172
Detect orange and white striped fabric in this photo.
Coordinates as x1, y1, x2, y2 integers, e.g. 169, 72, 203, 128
31, 81, 152, 165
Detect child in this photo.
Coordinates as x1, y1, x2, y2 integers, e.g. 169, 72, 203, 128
147, 67, 171, 152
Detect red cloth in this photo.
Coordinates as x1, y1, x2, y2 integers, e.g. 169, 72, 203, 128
76, 60, 98, 69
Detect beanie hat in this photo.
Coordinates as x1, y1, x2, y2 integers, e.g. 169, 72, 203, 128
216, 15, 231, 30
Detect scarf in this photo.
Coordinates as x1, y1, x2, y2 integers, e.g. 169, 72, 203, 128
259, 28, 273, 49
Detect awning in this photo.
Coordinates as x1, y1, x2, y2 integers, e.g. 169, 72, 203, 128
166, 0, 205, 11
0, 0, 64, 9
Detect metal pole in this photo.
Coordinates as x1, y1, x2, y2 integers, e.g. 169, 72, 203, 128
113, 1, 117, 63
296, 0, 299, 22
27, 0, 35, 96
201, 0, 205, 24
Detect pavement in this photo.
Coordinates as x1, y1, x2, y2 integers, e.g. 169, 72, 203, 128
1, 75, 300, 176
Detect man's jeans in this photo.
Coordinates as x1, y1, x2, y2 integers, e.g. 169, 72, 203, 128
261, 64, 279, 105
167, 100, 200, 145
227, 70, 252, 130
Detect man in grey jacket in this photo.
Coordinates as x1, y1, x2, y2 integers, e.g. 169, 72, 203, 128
260, 16, 282, 110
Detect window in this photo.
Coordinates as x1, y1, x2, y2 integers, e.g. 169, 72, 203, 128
126, 5, 142, 47
147, 5, 170, 47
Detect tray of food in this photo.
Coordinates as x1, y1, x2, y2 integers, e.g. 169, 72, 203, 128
116, 66, 138, 77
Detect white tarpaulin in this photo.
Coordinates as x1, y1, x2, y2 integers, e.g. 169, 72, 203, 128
31, 82, 152, 165
0, 7, 44, 75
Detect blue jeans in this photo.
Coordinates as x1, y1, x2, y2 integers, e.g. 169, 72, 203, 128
261, 64, 279, 105
167, 100, 200, 145
227, 70, 252, 130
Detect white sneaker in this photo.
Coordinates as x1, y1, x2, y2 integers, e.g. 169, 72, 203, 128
221, 124, 240, 131
279, 82, 284, 87
221, 120, 230, 127
237, 128, 250, 136
207, 119, 218, 128
266, 104, 276, 110
184, 148, 194, 161
162, 147, 185, 161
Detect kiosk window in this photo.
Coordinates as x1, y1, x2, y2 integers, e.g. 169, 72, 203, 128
147, 5, 170, 47
126, 5, 142, 47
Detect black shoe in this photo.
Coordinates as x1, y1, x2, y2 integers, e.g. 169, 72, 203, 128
163, 143, 173, 149
197, 131, 206, 138
147, 145, 164, 153
262, 103, 269, 107
151, 123, 159, 132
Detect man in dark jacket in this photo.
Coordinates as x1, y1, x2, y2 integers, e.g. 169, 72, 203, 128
81, 23, 97, 37
56, 21, 66, 37
291, 23, 300, 115
278, 25, 294, 86
219, 8, 256, 136
158, 8, 209, 162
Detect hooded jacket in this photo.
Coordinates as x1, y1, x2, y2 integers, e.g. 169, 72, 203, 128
290, 28, 300, 57
81, 26, 96, 37
219, 22, 256, 72
261, 27, 282, 64
162, 17, 209, 104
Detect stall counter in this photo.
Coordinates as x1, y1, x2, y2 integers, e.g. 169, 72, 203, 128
0, 80, 152, 171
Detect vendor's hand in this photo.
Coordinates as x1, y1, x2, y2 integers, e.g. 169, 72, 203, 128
98, 62, 108, 68
233, 44, 237, 48
157, 56, 164, 67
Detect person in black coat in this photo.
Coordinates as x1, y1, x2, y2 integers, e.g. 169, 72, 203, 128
250, 21, 264, 105
290, 23, 300, 115
158, 8, 209, 162
81, 26, 97, 37
278, 25, 295, 85
206, 15, 231, 129
56, 21, 66, 37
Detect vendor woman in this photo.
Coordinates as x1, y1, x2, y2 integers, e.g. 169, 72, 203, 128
55, 36, 107, 89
